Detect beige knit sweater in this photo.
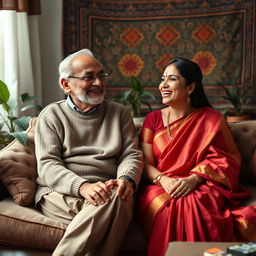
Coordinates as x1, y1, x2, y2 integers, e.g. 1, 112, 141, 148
35, 99, 143, 203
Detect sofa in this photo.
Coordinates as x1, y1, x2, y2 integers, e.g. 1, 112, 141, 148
0, 118, 256, 255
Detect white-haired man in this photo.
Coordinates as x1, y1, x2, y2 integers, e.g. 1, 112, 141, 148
35, 49, 143, 256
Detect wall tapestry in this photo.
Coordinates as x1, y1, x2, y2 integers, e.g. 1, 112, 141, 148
63, 0, 256, 111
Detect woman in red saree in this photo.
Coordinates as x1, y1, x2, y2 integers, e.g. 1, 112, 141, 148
138, 57, 256, 256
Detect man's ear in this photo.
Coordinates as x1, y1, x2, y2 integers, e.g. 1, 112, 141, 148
60, 78, 71, 94
187, 82, 196, 95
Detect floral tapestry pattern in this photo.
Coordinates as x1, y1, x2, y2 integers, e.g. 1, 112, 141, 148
63, 0, 256, 110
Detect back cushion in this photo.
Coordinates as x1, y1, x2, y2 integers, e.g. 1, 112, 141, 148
0, 118, 37, 206
229, 120, 256, 185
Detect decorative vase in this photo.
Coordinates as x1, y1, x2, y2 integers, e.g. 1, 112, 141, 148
133, 117, 145, 134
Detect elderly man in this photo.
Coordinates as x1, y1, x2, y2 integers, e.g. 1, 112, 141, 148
35, 48, 143, 256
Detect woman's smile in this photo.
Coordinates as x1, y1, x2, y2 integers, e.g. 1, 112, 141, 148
161, 90, 173, 98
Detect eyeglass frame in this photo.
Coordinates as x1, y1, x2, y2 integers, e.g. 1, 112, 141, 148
67, 73, 109, 83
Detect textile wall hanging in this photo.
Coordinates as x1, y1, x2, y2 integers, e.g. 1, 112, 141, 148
63, 0, 256, 112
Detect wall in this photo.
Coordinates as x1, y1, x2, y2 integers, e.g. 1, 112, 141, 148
63, 0, 256, 112
38, 0, 64, 106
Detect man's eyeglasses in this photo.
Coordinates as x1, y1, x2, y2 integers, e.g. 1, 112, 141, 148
67, 73, 109, 83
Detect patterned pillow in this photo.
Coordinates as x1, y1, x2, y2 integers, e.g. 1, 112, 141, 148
0, 118, 37, 206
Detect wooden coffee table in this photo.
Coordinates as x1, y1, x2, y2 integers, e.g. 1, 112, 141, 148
166, 241, 239, 256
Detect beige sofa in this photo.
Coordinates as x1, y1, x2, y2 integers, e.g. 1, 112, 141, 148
0, 118, 256, 255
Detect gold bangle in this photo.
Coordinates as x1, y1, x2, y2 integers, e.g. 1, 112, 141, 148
153, 174, 165, 186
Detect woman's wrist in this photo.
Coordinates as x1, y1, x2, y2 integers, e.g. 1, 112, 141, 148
153, 174, 165, 186
191, 174, 204, 185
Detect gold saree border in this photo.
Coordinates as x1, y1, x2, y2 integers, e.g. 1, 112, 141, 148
236, 218, 256, 241
144, 192, 171, 236
191, 165, 232, 187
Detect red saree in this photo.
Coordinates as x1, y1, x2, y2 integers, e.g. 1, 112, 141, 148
138, 107, 256, 256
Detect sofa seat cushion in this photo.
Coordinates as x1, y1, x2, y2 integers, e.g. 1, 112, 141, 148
0, 198, 147, 252
0, 198, 66, 250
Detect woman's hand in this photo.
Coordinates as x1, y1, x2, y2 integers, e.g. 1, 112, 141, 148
159, 175, 178, 194
160, 174, 203, 198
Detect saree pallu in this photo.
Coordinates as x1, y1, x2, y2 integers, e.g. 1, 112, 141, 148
138, 107, 256, 256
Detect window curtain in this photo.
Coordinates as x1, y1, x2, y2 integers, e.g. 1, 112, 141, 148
0, 0, 42, 115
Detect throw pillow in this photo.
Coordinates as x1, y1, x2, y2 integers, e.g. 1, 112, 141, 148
0, 118, 38, 206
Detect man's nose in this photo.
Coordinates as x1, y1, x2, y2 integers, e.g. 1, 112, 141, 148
92, 76, 104, 86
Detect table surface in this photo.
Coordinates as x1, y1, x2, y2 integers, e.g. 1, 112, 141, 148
0, 245, 51, 256
166, 241, 240, 256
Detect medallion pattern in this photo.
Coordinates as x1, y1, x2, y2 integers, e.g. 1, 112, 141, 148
156, 25, 180, 46
193, 51, 217, 76
118, 54, 144, 77
120, 27, 144, 47
192, 24, 216, 45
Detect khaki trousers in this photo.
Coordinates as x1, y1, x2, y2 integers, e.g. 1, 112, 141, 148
39, 187, 134, 256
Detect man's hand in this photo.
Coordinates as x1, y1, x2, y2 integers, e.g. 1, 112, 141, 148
105, 178, 134, 201
79, 181, 112, 206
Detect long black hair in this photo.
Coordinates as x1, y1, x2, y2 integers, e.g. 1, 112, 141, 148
167, 57, 212, 108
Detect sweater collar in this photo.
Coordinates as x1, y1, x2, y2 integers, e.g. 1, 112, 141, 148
67, 95, 101, 115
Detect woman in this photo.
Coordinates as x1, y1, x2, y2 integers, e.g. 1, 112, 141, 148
138, 57, 256, 256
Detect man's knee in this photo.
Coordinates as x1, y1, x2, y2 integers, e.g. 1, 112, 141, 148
109, 187, 134, 220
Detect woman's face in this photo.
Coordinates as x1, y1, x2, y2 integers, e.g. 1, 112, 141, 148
159, 64, 191, 106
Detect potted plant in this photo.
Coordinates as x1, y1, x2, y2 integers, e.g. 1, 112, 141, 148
0, 80, 43, 148
113, 76, 156, 124
221, 84, 251, 122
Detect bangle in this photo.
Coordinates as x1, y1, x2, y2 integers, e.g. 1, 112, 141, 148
153, 174, 165, 186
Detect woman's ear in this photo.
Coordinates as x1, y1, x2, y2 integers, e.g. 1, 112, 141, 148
61, 78, 71, 94
187, 82, 196, 95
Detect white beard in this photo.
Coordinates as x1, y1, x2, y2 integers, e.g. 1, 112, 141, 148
73, 86, 105, 105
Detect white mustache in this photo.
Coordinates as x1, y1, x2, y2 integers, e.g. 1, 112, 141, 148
86, 86, 104, 93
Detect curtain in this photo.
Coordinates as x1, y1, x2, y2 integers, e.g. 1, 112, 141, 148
0, 0, 42, 115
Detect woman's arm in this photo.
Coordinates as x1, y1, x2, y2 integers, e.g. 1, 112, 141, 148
141, 143, 159, 182
142, 142, 203, 197
142, 143, 178, 189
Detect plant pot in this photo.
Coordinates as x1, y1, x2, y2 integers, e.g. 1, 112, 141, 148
226, 115, 250, 123
133, 117, 145, 133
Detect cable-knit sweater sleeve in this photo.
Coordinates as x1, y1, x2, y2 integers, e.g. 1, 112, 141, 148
35, 103, 88, 197
116, 106, 143, 187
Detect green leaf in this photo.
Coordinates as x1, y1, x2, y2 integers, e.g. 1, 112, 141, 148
0, 122, 5, 130
140, 91, 157, 101
0, 80, 10, 104
21, 93, 37, 103
130, 76, 143, 93
9, 131, 28, 146
2, 102, 11, 113
123, 90, 132, 102
13, 116, 31, 130
7, 115, 17, 121
21, 104, 43, 112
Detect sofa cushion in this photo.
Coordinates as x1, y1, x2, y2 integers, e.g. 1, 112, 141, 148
229, 120, 256, 185
0, 118, 38, 206
240, 185, 256, 206
0, 198, 66, 250
0, 180, 10, 200
0, 198, 147, 252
